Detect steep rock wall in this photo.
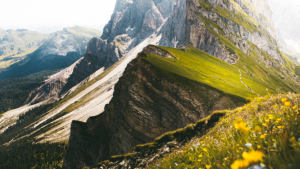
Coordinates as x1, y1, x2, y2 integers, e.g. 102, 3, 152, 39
63, 52, 245, 169
159, 0, 281, 63
59, 0, 176, 95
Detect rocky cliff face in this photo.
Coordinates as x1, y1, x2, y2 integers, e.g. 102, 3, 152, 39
159, 0, 280, 63
63, 50, 245, 169
59, 0, 176, 95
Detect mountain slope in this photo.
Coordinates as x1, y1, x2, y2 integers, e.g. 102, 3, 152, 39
95, 93, 300, 169
1, 0, 300, 169
63, 0, 300, 168
0, 28, 47, 70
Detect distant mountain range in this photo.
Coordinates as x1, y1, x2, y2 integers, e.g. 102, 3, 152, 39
0, 26, 101, 113
0, 26, 102, 79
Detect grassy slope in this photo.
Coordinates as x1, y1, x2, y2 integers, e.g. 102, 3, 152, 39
149, 94, 300, 169
144, 45, 298, 100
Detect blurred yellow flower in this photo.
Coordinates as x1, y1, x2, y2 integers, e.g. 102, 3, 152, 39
281, 98, 287, 103
198, 159, 201, 162
242, 151, 264, 163
199, 154, 203, 158
285, 102, 291, 107
290, 137, 296, 143
277, 118, 282, 121
231, 159, 249, 169
206, 165, 212, 169
293, 106, 297, 110
257, 145, 261, 149
262, 123, 267, 126
202, 148, 208, 153
265, 119, 270, 122
278, 126, 282, 129
297, 112, 299, 115
260, 135, 265, 139
240, 127, 250, 135
254, 126, 262, 133
234, 119, 247, 130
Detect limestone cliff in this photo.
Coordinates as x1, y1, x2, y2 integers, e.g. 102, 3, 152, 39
59, 0, 175, 95
159, 0, 281, 63
63, 50, 245, 169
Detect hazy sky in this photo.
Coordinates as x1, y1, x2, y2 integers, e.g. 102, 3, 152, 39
0, 0, 116, 33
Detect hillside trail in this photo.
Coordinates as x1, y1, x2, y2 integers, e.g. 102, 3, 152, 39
238, 69, 260, 97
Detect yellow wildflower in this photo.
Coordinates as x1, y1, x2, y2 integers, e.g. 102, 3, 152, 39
265, 119, 270, 123
206, 165, 212, 169
257, 145, 261, 149
278, 126, 282, 129
202, 148, 208, 153
234, 119, 247, 130
199, 154, 203, 158
240, 127, 250, 135
268, 115, 274, 120
260, 135, 265, 139
198, 159, 201, 162
285, 102, 291, 107
231, 159, 249, 169
277, 118, 282, 121
242, 151, 264, 163
297, 112, 299, 115
262, 123, 267, 126
290, 137, 296, 143
293, 106, 297, 110
254, 126, 262, 133
281, 98, 287, 103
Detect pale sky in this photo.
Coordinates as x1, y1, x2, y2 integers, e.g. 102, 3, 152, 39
0, 0, 116, 33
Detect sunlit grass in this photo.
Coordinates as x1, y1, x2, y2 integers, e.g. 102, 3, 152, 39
149, 93, 300, 169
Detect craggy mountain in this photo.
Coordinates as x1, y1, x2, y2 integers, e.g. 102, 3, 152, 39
1, 0, 300, 168
268, 0, 300, 58
0, 26, 102, 80
0, 26, 101, 113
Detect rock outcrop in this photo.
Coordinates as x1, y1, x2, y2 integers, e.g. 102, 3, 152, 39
159, 0, 281, 63
63, 51, 245, 169
59, 0, 176, 95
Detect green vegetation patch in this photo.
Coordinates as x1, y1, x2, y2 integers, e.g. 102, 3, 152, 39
0, 143, 65, 169
143, 46, 298, 100
149, 94, 300, 169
